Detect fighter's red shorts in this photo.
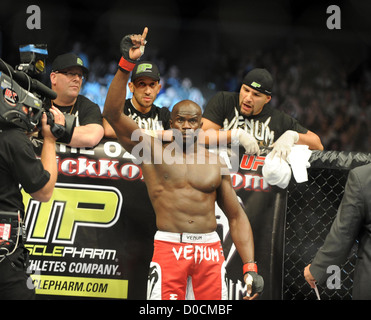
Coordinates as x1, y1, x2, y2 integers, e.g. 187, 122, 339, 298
147, 231, 227, 300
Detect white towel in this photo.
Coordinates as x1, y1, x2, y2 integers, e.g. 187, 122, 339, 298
262, 145, 312, 188
262, 152, 292, 189
287, 145, 312, 183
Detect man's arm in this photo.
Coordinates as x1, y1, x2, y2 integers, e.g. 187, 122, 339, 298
201, 118, 260, 154
103, 28, 148, 152
103, 69, 140, 152
30, 107, 62, 202
69, 123, 104, 148
202, 118, 323, 155
271, 129, 323, 160
217, 175, 255, 263
297, 130, 324, 151
216, 173, 263, 299
200, 118, 226, 146
103, 118, 117, 138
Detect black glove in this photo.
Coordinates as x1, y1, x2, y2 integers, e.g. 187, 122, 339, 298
57, 113, 76, 144
118, 31, 146, 72
246, 271, 264, 296
120, 35, 137, 65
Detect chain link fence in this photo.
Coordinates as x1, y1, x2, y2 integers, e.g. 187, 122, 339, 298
283, 151, 371, 300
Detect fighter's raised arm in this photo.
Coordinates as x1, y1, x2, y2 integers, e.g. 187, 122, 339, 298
103, 27, 148, 152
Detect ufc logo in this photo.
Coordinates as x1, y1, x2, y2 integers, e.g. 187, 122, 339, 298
239, 155, 265, 171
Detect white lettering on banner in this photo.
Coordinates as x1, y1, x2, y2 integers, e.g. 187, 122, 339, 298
57, 131, 239, 175
57, 157, 143, 181
63, 247, 116, 260
172, 245, 220, 264
234, 154, 271, 191
228, 279, 248, 300
77, 158, 98, 176
57, 155, 269, 191
120, 163, 142, 180
69, 262, 119, 275
27, 260, 119, 276
231, 172, 270, 191
103, 141, 122, 158
58, 144, 95, 155
98, 160, 120, 178
59, 159, 76, 174
28, 260, 67, 273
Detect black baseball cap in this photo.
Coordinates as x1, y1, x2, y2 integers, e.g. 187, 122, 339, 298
131, 61, 160, 82
51, 53, 88, 74
242, 68, 273, 95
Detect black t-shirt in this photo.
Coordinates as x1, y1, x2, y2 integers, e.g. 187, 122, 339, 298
203, 91, 308, 147
49, 95, 103, 127
124, 99, 171, 130
0, 128, 50, 217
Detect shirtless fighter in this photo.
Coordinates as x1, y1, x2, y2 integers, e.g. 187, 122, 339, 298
103, 27, 263, 300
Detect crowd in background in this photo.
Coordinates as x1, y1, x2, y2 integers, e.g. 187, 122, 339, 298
75, 40, 370, 153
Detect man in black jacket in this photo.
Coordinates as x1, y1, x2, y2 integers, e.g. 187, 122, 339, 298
304, 163, 371, 299
0, 106, 62, 299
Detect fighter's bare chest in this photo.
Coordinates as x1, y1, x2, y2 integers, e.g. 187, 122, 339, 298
156, 163, 222, 193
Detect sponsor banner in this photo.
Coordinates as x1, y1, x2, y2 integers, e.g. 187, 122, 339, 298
24, 139, 286, 299
30, 274, 128, 299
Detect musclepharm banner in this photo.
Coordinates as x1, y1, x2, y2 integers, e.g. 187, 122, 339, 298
25, 139, 286, 299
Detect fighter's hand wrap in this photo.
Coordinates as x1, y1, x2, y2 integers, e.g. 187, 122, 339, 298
243, 263, 264, 296
231, 128, 260, 155
118, 34, 146, 72
270, 130, 299, 160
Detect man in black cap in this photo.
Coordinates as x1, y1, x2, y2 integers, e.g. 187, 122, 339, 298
202, 68, 323, 159
103, 60, 170, 138
49, 53, 104, 148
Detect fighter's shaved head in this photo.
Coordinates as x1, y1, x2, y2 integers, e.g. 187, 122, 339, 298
171, 100, 202, 121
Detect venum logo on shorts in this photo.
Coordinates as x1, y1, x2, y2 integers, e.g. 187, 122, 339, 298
182, 234, 203, 242
147, 264, 159, 299
172, 245, 220, 264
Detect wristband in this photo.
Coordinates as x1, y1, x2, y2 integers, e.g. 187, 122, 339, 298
118, 57, 136, 72
243, 262, 258, 275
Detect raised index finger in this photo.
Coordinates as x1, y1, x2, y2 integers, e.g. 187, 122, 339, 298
141, 27, 148, 42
